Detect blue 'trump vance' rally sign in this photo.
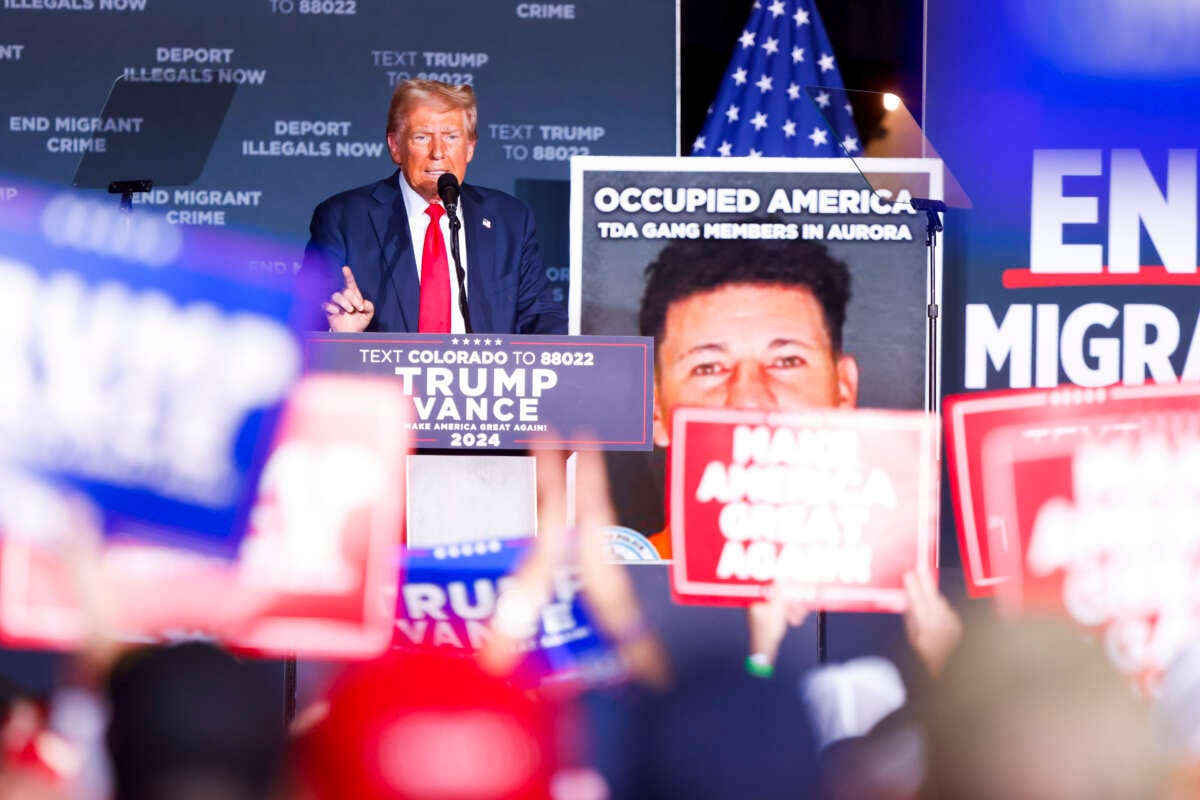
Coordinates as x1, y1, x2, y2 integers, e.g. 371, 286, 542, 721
0, 180, 317, 557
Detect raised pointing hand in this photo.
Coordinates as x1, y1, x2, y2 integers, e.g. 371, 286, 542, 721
323, 265, 375, 332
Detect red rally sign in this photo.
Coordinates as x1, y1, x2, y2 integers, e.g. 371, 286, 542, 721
669, 407, 939, 612
0, 375, 410, 659
945, 382, 1200, 687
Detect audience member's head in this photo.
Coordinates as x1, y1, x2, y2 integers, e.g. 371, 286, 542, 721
106, 643, 284, 800
921, 616, 1165, 800
618, 654, 820, 799
292, 650, 557, 800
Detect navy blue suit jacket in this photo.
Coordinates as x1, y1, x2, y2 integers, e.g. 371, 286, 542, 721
303, 171, 567, 334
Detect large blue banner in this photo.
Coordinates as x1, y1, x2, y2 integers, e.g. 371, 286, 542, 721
926, 1, 1200, 396
0, 0, 678, 309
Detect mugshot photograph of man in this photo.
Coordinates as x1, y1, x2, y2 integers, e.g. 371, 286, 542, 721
301, 79, 567, 335
636, 236, 859, 560
578, 162, 935, 552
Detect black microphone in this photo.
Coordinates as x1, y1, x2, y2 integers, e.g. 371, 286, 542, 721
909, 197, 947, 212
436, 172, 471, 333
437, 172, 460, 216
908, 196, 945, 239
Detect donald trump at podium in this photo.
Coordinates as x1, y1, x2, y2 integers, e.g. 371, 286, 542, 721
303, 78, 567, 336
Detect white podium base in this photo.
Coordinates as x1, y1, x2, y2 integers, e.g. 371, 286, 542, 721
405, 454, 537, 548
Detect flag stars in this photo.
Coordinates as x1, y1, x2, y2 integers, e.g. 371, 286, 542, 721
693, 4, 857, 161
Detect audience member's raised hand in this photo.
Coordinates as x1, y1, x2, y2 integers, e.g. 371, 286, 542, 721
483, 445, 670, 689
902, 570, 961, 678
746, 590, 808, 676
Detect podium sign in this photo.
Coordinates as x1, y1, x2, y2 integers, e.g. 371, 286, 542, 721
305, 333, 653, 451
670, 407, 938, 612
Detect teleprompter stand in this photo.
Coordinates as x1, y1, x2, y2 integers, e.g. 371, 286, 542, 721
72, 75, 236, 221
68, 72, 287, 711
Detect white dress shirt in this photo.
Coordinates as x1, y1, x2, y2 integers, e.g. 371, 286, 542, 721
399, 175, 469, 333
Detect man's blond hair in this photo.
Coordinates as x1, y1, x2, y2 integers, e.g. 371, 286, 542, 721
386, 78, 478, 140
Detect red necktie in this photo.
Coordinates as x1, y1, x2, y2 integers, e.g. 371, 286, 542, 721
418, 203, 450, 333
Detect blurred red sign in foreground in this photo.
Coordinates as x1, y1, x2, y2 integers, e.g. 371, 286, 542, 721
669, 407, 939, 612
945, 382, 1200, 687
0, 375, 409, 659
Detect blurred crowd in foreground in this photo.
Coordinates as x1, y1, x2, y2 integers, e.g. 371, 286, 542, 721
0, 452, 1198, 800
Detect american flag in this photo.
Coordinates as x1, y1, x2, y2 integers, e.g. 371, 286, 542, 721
691, 0, 860, 158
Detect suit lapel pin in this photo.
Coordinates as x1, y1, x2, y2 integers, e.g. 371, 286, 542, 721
482, 217, 493, 229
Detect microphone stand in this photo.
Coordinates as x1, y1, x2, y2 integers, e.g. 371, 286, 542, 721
910, 197, 945, 415
445, 200, 472, 334
815, 198, 944, 667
